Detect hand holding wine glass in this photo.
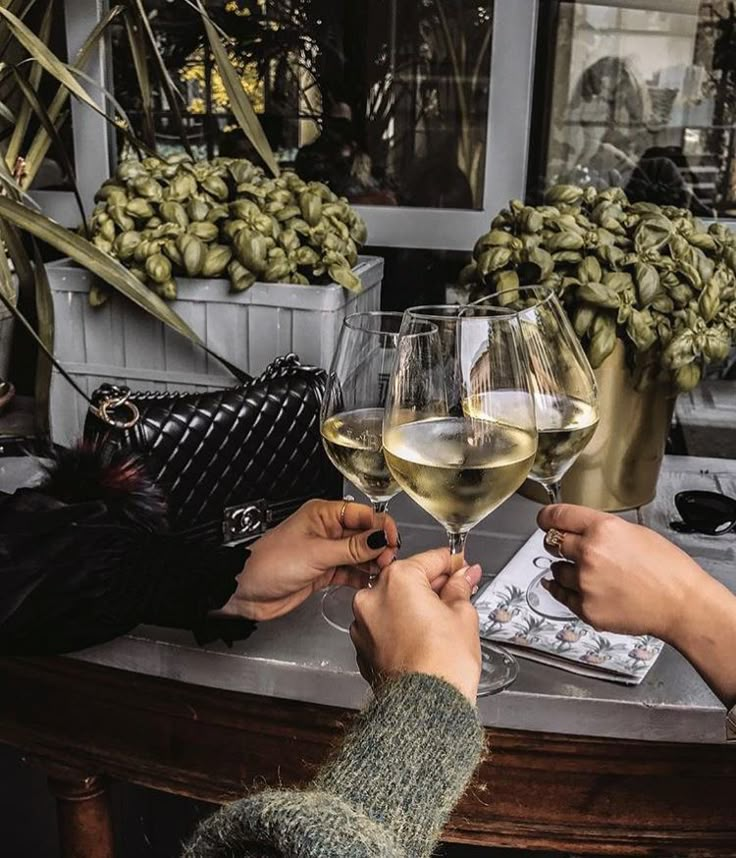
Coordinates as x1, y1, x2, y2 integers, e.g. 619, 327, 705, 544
319, 312, 416, 630
383, 306, 538, 694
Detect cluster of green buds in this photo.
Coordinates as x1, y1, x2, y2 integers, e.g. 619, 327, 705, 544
87, 154, 368, 304
463, 185, 736, 393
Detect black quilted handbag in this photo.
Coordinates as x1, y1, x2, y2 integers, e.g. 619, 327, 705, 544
82, 354, 342, 544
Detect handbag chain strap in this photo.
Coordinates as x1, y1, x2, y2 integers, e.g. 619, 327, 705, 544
90, 354, 304, 429
89, 385, 141, 429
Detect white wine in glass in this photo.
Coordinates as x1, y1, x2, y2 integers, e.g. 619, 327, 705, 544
320, 312, 431, 631
384, 306, 539, 694
321, 408, 399, 504
384, 410, 537, 535
476, 287, 599, 621
476, 288, 599, 504
530, 394, 599, 487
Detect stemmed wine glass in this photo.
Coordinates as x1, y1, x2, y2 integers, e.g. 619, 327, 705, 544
383, 306, 538, 694
320, 312, 429, 631
476, 286, 599, 620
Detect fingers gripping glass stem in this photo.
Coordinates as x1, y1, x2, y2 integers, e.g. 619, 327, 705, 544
385, 306, 538, 695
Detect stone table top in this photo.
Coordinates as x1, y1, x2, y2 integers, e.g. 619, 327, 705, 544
63, 455, 736, 745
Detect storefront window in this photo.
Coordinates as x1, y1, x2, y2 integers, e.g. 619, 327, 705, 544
530, 0, 736, 219
110, 0, 494, 210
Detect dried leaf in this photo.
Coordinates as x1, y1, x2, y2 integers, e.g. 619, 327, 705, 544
197, 1, 279, 177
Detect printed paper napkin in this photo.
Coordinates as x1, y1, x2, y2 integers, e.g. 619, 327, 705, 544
474, 530, 663, 685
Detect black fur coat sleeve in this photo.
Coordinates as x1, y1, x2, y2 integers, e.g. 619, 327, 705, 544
0, 447, 255, 655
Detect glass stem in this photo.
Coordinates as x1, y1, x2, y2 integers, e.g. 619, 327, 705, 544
447, 530, 468, 572
371, 500, 389, 517
545, 481, 562, 505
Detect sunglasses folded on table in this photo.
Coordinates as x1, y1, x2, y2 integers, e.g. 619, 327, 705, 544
670, 490, 736, 536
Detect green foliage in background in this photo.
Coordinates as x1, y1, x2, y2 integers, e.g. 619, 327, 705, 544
88, 154, 367, 301
463, 185, 736, 393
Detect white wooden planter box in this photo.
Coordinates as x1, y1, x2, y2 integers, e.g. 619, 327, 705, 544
47, 255, 383, 446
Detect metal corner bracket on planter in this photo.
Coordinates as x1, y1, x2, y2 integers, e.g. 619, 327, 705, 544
521, 341, 676, 512
45, 255, 383, 446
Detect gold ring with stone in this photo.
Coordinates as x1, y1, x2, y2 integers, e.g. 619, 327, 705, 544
545, 527, 567, 557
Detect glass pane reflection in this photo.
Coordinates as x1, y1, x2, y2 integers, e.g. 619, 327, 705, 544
110, 0, 493, 210
534, 1, 736, 219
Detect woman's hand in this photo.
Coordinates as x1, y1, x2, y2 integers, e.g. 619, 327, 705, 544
536, 504, 712, 641
537, 503, 736, 708
220, 499, 399, 622
350, 548, 483, 703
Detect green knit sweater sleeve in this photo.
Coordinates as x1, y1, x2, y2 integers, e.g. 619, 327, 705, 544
182, 673, 484, 858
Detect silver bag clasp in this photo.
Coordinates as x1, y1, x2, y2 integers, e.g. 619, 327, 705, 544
222, 500, 269, 544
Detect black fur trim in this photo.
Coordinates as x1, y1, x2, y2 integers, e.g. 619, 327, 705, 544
39, 444, 168, 532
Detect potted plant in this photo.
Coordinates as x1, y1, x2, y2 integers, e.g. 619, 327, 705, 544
461, 184, 736, 509
0, 3, 383, 444
46, 154, 381, 443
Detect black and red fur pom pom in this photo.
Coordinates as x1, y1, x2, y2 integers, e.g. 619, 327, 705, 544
39, 443, 167, 532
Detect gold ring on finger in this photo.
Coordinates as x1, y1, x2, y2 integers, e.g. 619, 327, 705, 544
545, 527, 567, 558
339, 494, 355, 527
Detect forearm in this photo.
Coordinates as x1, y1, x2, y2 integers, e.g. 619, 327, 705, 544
667, 572, 736, 709
183, 674, 484, 858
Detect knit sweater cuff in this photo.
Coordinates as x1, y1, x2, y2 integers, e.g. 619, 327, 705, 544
316, 673, 484, 853
183, 673, 483, 858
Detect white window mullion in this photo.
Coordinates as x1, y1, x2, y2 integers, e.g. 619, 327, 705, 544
355, 0, 538, 252
64, 0, 112, 219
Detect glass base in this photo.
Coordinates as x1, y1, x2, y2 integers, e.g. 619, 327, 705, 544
321, 585, 355, 633
526, 570, 577, 621
477, 642, 519, 696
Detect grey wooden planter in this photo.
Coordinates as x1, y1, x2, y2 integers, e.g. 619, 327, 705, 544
47, 255, 383, 445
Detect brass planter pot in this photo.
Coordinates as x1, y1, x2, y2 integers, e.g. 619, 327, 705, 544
522, 341, 676, 512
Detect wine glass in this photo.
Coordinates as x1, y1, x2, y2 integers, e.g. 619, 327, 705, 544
476, 287, 599, 620
320, 312, 427, 631
384, 306, 538, 694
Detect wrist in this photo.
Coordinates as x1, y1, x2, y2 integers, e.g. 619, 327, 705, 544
403, 660, 479, 705
215, 560, 259, 621
658, 559, 713, 646
661, 567, 733, 657
217, 580, 260, 622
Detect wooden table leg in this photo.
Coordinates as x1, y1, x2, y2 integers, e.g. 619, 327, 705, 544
45, 764, 115, 858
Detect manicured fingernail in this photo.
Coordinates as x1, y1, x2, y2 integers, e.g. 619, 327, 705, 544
471, 585, 479, 596
367, 530, 388, 549
465, 563, 482, 583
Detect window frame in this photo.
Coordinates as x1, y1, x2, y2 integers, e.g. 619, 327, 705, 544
353, 0, 539, 251
57, 0, 537, 250
31, 0, 113, 227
